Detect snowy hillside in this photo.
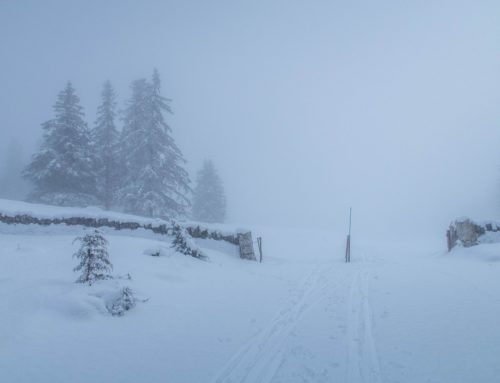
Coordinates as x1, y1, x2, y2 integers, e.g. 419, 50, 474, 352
1, 204, 500, 382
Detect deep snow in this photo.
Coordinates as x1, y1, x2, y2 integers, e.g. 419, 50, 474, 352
1, 208, 500, 382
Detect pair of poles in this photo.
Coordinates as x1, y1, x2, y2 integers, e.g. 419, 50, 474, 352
345, 207, 352, 263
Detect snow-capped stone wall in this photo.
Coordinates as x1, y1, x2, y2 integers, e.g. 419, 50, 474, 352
185, 225, 239, 245
0, 199, 256, 261
447, 218, 500, 251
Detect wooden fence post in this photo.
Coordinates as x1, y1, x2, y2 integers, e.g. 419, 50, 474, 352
345, 208, 352, 263
257, 237, 263, 263
345, 234, 351, 263
446, 229, 452, 252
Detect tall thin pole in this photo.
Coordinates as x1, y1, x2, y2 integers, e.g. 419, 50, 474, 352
349, 207, 352, 237
345, 207, 352, 263
257, 237, 263, 263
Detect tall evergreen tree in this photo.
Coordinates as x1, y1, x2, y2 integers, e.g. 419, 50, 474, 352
117, 69, 190, 218
192, 160, 226, 223
24, 82, 96, 206
0, 138, 30, 200
93, 80, 118, 210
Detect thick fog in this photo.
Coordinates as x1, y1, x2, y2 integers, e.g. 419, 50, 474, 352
1, 0, 500, 236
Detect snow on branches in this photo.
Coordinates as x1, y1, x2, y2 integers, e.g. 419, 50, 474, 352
73, 229, 113, 285
171, 222, 206, 260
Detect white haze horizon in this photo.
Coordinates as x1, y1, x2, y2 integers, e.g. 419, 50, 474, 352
1, 0, 500, 238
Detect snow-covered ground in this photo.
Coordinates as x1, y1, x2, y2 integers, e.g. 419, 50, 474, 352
1, 212, 500, 382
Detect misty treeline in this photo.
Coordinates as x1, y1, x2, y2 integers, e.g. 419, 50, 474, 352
4, 69, 226, 223
0, 139, 29, 199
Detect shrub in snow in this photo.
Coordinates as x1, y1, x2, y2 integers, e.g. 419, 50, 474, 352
73, 229, 113, 285
115, 273, 132, 280
143, 246, 170, 257
171, 223, 205, 259
106, 287, 136, 316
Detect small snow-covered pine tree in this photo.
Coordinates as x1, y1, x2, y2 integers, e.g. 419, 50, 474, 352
117, 69, 191, 218
92, 81, 119, 210
73, 230, 112, 285
192, 160, 226, 223
24, 82, 97, 206
107, 287, 136, 316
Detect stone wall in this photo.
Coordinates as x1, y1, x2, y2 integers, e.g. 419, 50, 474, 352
0, 212, 256, 261
237, 231, 256, 261
447, 218, 496, 251
186, 225, 257, 261
0, 213, 170, 234
185, 225, 239, 245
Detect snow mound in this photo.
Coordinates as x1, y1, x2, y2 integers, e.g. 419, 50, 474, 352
45, 280, 140, 319
105, 287, 137, 316
450, 241, 500, 263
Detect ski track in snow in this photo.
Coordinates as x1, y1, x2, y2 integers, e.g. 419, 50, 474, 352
210, 263, 333, 383
346, 254, 382, 383
212, 253, 385, 383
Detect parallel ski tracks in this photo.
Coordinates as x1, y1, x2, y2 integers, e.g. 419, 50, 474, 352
212, 255, 383, 383
346, 261, 382, 383
210, 264, 332, 383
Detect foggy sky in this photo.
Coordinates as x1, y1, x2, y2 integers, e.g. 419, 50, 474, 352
1, 0, 500, 237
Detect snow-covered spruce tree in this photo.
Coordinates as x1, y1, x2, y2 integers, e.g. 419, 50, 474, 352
73, 229, 112, 285
117, 69, 191, 218
92, 81, 119, 210
24, 82, 97, 206
192, 160, 226, 223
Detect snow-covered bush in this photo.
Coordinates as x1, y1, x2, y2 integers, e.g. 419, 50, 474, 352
171, 222, 205, 259
143, 246, 171, 257
73, 229, 113, 285
106, 287, 136, 316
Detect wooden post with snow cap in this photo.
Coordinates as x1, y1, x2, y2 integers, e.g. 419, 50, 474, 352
345, 207, 352, 263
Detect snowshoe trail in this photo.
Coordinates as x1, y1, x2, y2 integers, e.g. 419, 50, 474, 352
211, 264, 332, 383
346, 262, 382, 383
